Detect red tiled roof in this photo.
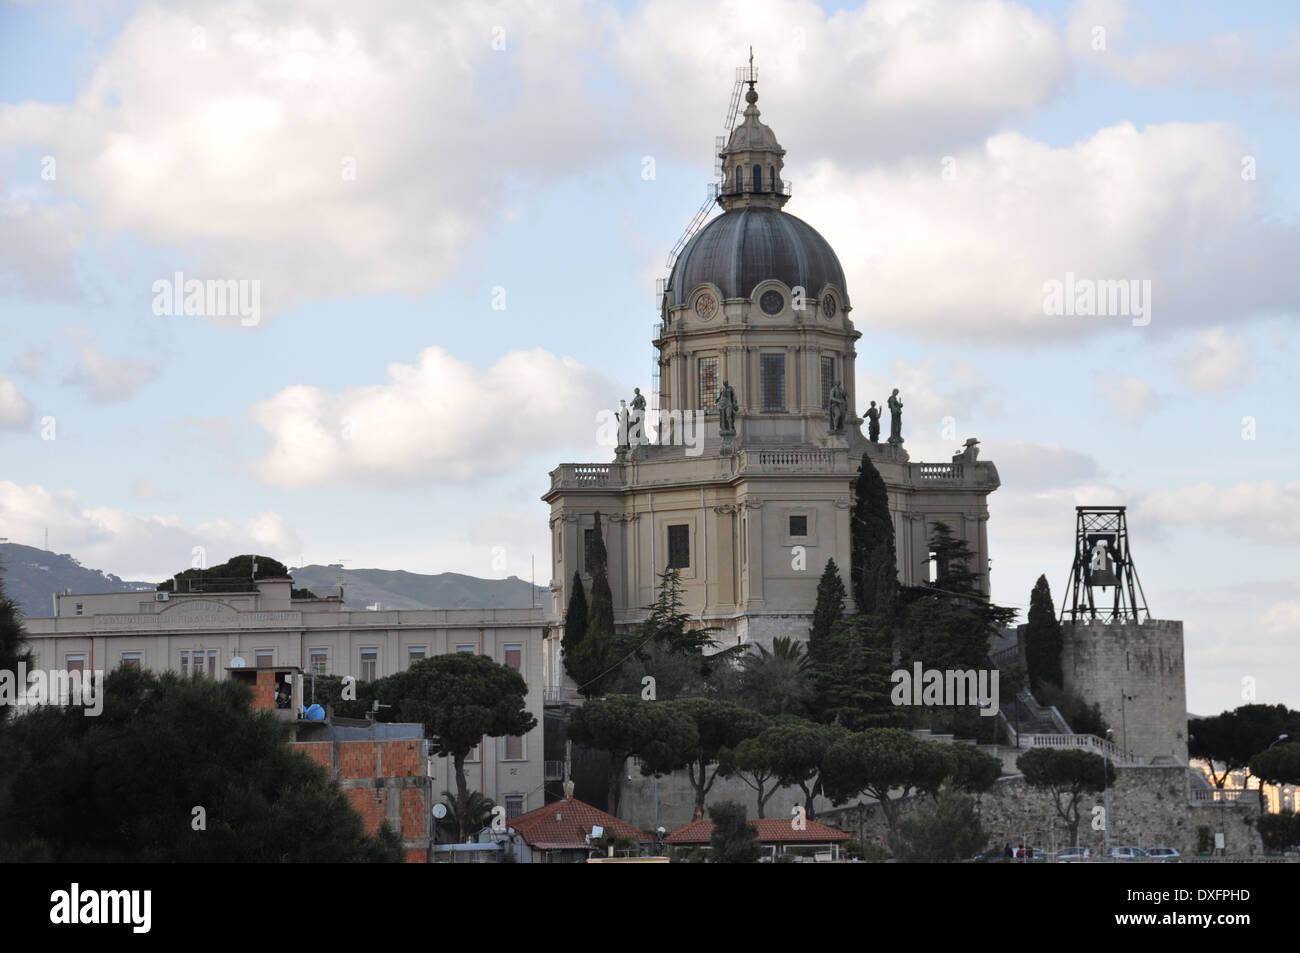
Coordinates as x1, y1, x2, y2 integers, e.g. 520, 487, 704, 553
665, 817, 851, 845
510, 797, 653, 850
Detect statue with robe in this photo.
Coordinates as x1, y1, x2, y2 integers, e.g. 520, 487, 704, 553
828, 381, 847, 433
865, 401, 881, 443
716, 379, 737, 434
887, 389, 903, 443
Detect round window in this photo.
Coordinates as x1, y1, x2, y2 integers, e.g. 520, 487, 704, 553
759, 289, 784, 315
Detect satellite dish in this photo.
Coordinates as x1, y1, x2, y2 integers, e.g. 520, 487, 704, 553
432, 803, 448, 819
230, 656, 247, 668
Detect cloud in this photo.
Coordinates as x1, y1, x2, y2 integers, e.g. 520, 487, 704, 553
987, 440, 1100, 491
855, 356, 995, 461
130, 477, 158, 501
796, 121, 1300, 341
0, 187, 86, 299
0, 480, 299, 581
1180, 327, 1250, 392
612, 0, 1068, 163
250, 346, 611, 487
63, 339, 159, 403
1103, 375, 1157, 420
0, 0, 1073, 312
1137, 481, 1300, 545
0, 373, 33, 429
8, 347, 44, 379
1261, 600, 1300, 635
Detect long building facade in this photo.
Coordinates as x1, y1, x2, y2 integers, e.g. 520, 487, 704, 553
21, 577, 548, 819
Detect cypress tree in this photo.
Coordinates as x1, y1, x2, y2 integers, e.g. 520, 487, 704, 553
850, 453, 897, 618
1023, 574, 1064, 694
561, 571, 587, 671
577, 512, 617, 698
809, 559, 845, 664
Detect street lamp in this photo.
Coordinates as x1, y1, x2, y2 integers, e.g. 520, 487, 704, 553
1102, 728, 1113, 860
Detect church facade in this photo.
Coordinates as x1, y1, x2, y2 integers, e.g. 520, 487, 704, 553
543, 76, 1001, 661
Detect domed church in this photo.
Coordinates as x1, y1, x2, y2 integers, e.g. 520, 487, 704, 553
543, 72, 1001, 662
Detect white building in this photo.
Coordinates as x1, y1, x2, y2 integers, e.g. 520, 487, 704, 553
21, 577, 548, 820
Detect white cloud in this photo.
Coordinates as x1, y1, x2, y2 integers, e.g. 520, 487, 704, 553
1137, 481, 1300, 545
987, 440, 1099, 490
855, 356, 994, 461
0, 373, 33, 429
0, 480, 299, 581
0, 0, 609, 313
251, 346, 611, 487
63, 340, 159, 403
1103, 375, 1157, 419
0, 0, 1074, 311
1180, 327, 1250, 392
9, 347, 44, 379
613, 0, 1068, 163
797, 121, 1300, 341
1261, 600, 1300, 635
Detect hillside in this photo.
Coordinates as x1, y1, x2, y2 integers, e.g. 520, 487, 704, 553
288, 564, 547, 611
0, 542, 154, 619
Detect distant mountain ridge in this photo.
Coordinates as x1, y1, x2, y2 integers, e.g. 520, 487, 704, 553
0, 543, 548, 618
0, 542, 154, 618
289, 564, 547, 611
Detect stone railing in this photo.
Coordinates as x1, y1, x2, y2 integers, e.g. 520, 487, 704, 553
912, 462, 964, 481
742, 449, 835, 471
550, 464, 620, 490
1020, 732, 1140, 765
1189, 787, 1250, 804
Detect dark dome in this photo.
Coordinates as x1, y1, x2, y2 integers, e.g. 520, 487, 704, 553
666, 207, 848, 308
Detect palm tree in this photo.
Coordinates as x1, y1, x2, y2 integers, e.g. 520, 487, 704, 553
739, 636, 813, 716
435, 790, 496, 843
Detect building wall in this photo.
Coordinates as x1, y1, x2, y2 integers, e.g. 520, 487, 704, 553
822, 767, 1265, 858
1060, 620, 1188, 765
21, 588, 548, 818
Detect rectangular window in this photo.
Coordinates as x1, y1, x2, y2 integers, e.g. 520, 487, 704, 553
789, 515, 808, 537
583, 528, 594, 573
408, 646, 427, 664
465, 740, 480, 763
667, 524, 690, 569
207, 650, 218, 676
256, 649, 274, 668
505, 795, 524, 820
120, 652, 142, 671
180, 651, 189, 676
75, 603, 83, 616
66, 654, 85, 675
360, 648, 378, 682
760, 353, 785, 412
821, 356, 835, 410
505, 735, 524, 761
698, 356, 719, 409
309, 648, 328, 676
503, 644, 522, 671
455, 644, 475, 654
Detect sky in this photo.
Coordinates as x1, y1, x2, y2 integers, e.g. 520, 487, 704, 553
0, 0, 1296, 716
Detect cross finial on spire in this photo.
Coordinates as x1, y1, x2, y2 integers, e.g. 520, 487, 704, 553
748, 46, 754, 83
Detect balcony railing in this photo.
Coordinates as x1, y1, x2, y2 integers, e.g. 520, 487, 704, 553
550, 464, 621, 490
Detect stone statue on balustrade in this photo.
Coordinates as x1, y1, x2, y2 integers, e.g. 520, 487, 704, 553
828, 381, 847, 434
887, 389, 904, 445
865, 400, 881, 443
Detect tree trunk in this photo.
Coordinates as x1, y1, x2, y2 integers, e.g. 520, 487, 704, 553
454, 753, 470, 841
756, 778, 766, 818
608, 754, 624, 817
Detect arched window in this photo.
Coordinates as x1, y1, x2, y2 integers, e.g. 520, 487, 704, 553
752, 164, 762, 192
736, 165, 742, 193
769, 165, 775, 190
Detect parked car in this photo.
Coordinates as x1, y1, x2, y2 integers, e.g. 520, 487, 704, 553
1056, 846, 1098, 862
1111, 846, 1148, 860
1013, 846, 1046, 861
1144, 847, 1180, 862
